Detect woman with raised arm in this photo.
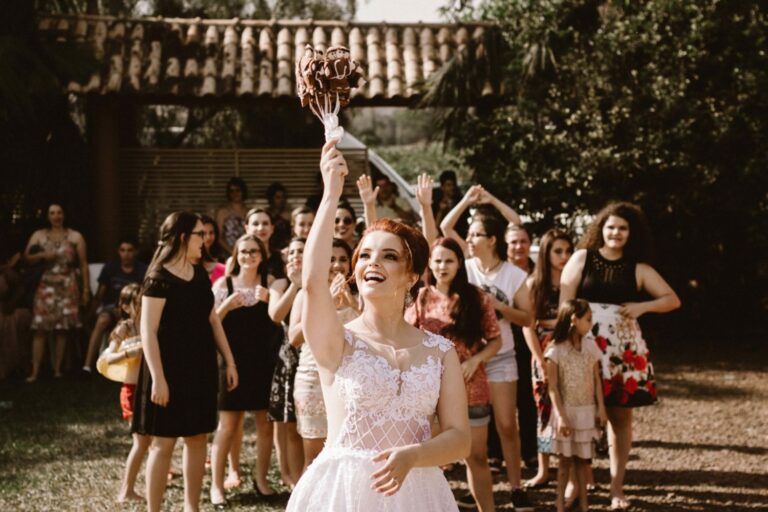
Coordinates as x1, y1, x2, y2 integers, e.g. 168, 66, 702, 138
132, 211, 238, 512
268, 237, 307, 490
286, 140, 470, 511
560, 202, 680, 511
440, 187, 534, 510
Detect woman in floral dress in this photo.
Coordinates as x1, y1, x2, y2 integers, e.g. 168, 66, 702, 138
560, 202, 680, 510
523, 229, 573, 488
24, 203, 90, 382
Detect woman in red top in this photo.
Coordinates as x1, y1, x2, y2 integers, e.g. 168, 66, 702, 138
406, 237, 502, 512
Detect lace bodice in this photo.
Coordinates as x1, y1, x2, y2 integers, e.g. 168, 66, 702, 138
213, 282, 264, 308
324, 329, 454, 452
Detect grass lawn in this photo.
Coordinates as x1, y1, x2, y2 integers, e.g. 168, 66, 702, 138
1, 336, 767, 511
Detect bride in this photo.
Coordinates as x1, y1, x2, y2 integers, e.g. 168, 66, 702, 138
286, 140, 471, 511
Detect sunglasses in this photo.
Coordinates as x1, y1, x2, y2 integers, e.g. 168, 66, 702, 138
335, 217, 354, 226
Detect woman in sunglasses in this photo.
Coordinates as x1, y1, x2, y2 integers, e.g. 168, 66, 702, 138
334, 202, 357, 249
440, 186, 535, 510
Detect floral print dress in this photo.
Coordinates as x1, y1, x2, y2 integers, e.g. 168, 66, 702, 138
578, 250, 657, 407
31, 231, 81, 331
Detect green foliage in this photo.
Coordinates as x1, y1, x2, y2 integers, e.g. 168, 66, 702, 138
434, 0, 768, 327
375, 142, 473, 185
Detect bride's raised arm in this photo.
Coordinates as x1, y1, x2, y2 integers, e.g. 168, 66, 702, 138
301, 139, 348, 371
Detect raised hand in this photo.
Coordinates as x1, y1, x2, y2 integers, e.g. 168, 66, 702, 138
222, 291, 245, 311
330, 272, 353, 308
254, 285, 269, 303
415, 173, 434, 207
287, 259, 302, 286
357, 174, 379, 205
320, 138, 348, 199
464, 184, 484, 204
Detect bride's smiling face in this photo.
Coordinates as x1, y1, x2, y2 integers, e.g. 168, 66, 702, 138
354, 231, 415, 301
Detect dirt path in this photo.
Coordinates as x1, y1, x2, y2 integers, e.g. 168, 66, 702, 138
1, 339, 766, 511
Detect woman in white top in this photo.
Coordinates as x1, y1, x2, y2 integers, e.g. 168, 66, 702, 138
287, 140, 470, 511
441, 185, 534, 506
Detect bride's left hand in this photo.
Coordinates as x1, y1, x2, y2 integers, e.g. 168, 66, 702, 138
370, 446, 417, 496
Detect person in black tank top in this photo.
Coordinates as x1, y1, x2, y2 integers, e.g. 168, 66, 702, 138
208, 234, 297, 505
560, 202, 680, 510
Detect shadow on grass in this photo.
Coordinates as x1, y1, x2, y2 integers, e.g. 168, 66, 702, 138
0, 377, 131, 471
656, 376, 752, 400
522, 467, 768, 511
634, 439, 768, 456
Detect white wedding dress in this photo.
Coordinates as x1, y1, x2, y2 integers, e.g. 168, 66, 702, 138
287, 329, 459, 511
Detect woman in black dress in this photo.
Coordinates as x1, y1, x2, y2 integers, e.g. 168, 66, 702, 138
132, 211, 238, 512
209, 234, 295, 505
560, 202, 680, 510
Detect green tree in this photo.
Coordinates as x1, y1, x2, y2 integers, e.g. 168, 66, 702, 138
428, 0, 768, 329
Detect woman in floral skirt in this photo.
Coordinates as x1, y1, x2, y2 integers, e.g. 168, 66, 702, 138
522, 229, 573, 488
560, 202, 680, 510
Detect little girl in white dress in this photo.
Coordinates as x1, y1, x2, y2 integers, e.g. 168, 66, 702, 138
546, 299, 607, 512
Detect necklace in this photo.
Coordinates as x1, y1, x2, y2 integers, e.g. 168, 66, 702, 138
477, 257, 503, 274
47, 229, 67, 249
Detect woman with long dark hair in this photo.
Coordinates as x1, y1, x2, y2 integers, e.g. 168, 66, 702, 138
132, 211, 238, 512
25, 203, 90, 382
560, 202, 680, 510
268, 237, 307, 490
286, 140, 470, 511
406, 237, 501, 511
522, 229, 574, 488
200, 214, 226, 282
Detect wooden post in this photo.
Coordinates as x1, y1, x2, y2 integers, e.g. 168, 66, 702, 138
88, 97, 121, 261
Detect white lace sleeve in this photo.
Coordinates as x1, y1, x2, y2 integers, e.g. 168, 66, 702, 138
213, 286, 229, 309
423, 331, 454, 352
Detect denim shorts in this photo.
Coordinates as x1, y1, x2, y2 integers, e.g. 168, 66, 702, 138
468, 404, 491, 427
485, 349, 519, 383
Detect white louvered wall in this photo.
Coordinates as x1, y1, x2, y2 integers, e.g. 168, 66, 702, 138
118, 147, 369, 247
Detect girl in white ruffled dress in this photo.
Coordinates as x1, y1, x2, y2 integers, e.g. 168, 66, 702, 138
546, 299, 607, 512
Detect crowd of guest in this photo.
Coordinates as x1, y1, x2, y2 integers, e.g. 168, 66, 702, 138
1, 159, 680, 511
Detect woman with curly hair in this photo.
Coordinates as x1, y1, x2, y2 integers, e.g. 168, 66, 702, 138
560, 202, 680, 510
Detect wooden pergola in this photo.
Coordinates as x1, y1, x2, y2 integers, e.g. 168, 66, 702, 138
38, 14, 502, 259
